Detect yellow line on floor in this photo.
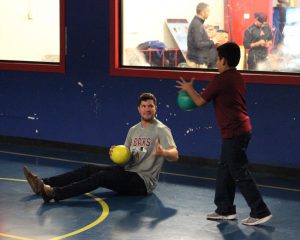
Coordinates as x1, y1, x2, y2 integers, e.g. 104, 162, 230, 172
50, 193, 109, 240
0, 178, 110, 240
0, 178, 26, 182
0, 233, 32, 240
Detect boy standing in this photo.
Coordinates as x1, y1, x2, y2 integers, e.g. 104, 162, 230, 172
176, 42, 272, 225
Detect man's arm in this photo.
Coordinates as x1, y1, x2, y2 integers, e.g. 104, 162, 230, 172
243, 28, 253, 49
193, 23, 214, 49
154, 140, 179, 161
244, 27, 267, 48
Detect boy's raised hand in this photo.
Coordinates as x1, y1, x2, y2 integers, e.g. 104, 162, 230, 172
175, 77, 195, 92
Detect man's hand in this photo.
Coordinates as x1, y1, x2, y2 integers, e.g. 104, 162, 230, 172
109, 145, 115, 157
264, 41, 272, 48
153, 139, 165, 158
153, 139, 179, 161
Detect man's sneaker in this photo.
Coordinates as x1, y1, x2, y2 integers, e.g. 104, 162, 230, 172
207, 212, 237, 220
241, 214, 272, 226
23, 166, 41, 195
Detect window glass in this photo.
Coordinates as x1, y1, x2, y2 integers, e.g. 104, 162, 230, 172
121, 0, 300, 74
0, 0, 64, 72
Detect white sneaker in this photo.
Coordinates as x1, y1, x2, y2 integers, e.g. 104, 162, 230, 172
207, 212, 237, 220
241, 214, 272, 226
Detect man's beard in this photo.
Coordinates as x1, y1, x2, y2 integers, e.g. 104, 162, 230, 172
141, 116, 155, 122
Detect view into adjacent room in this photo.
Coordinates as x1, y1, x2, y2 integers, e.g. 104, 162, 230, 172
122, 0, 300, 73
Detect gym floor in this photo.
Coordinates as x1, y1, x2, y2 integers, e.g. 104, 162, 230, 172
0, 142, 299, 240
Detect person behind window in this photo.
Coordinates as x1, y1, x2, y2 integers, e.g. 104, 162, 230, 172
186, 2, 220, 69
273, 0, 288, 48
243, 12, 273, 70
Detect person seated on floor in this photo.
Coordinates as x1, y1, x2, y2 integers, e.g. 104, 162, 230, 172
23, 93, 178, 203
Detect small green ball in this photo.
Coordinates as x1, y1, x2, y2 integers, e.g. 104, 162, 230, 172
177, 91, 196, 111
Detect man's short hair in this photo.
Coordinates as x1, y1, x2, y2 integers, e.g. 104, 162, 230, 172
196, 3, 209, 14
254, 12, 267, 23
138, 93, 157, 106
217, 42, 241, 67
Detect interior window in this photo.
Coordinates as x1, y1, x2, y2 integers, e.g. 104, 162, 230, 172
111, 0, 300, 85
0, 0, 65, 72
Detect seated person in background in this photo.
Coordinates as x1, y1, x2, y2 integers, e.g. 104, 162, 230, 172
243, 12, 273, 70
209, 29, 229, 48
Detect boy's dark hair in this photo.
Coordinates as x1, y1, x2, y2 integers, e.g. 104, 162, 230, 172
138, 93, 157, 106
217, 42, 241, 67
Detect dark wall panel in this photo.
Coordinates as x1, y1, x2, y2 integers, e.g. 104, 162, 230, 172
0, 1, 299, 169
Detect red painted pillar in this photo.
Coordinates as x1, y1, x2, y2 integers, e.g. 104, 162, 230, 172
224, 0, 273, 45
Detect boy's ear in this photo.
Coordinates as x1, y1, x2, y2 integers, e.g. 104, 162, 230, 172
221, 57, 227, 66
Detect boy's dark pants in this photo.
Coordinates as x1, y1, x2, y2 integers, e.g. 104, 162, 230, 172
214, 132, 271, 218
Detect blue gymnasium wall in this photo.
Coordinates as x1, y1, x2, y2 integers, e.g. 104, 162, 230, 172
0, 1, 299, 169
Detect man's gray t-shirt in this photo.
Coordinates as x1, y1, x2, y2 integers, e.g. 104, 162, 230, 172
124, 118, 176, 193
